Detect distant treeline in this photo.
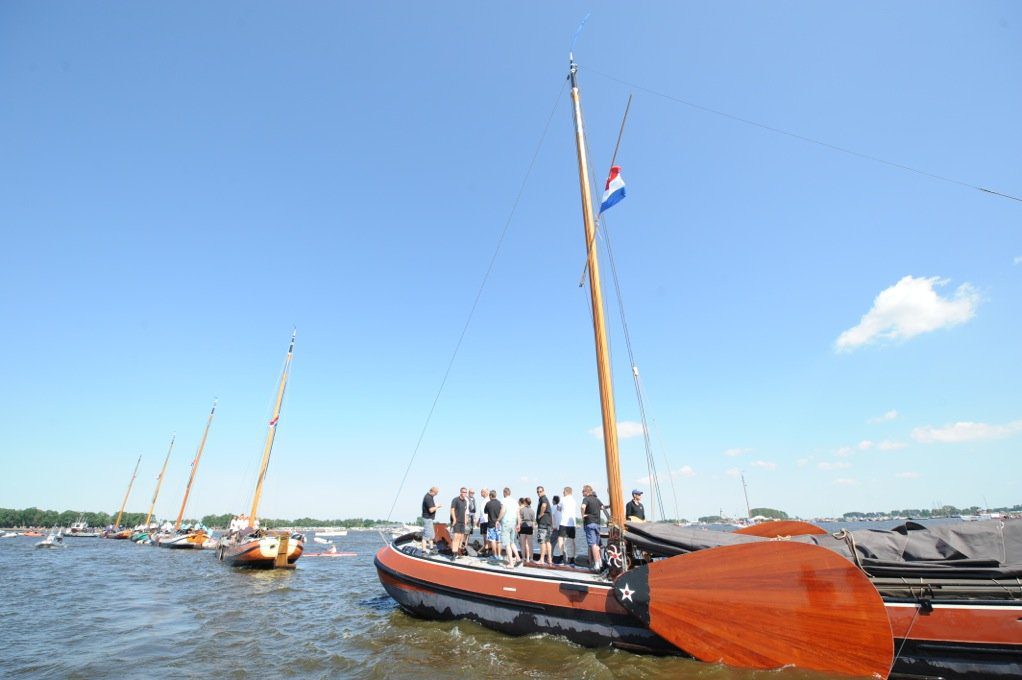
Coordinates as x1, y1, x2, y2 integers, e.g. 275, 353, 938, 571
0, 507, 394, 529
211, 515, 394, 530
697, 507, 789, 523
842, 504, 1022, 519
0, 508, 182, 529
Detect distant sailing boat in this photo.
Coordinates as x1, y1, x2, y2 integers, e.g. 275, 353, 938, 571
131, 435, 175, 543
105, 454, 141, 539
217, 331, 304, 569
155, 400, 217, 549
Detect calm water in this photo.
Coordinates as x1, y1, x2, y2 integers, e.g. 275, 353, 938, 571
0, 528, 901, 679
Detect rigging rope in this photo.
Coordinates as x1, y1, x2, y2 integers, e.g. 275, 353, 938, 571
382, 79, 570, 532
585, 66, 1022, 204
650, 417, 682, 521
574, 66, 670, 523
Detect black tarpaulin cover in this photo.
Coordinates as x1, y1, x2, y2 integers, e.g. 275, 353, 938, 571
624, 520, 1022, 579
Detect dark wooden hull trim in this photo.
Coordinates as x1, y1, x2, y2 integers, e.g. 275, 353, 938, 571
376, 558, 670, 653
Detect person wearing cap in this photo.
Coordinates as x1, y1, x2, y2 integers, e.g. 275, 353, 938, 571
626, 489, 645, 522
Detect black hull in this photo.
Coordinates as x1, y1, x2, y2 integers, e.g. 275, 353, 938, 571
376, 545, 1021, 679
156, 541, 201, 549
375, 556, 672, 654
891, 640, 1022, 680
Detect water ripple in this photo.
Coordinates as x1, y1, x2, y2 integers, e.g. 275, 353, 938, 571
3, 533, 847, 679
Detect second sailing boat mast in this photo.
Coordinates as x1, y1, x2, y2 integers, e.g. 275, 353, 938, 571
143, 435, 175, 528
249, 330, 296, 522
568, 56, 626, 536
174, 399, 217, 530
113, 454, 142, 529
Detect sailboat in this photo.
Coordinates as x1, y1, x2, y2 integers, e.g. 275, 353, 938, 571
131, 435, 175, 543
217, 331, 304, 569
374, 56, 1022, 679
104, 454, 141, 539
155, 400, 217, 549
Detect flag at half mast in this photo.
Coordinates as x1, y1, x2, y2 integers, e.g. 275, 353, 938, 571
599, 165, 626, 213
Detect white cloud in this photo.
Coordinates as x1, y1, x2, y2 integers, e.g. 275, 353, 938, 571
912, 419, 1022, 443
796, 457, 812, 468
838, 440, 906, 456
636, 465, 695, 486
835, 276, 979, 351
833, 478, 859, 486
818, 461, 852, 470
725, 467, 742, 477
723, 447, 752, 457
868, 410, 899, 424
589, 420, 645, 439
895, 471, 922, 479
750, 460, 776, 471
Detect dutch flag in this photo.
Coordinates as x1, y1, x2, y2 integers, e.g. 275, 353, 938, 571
599, 165, 626, 213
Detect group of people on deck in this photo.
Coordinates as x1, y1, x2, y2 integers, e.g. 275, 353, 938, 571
420, 484, 645, 571
226, 514, 260, 537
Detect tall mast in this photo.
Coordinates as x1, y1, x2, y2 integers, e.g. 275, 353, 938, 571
742, 472, 752, 519
175, 399, 217, 530
249, 330, 295, 522
143, 435, 175, 528
568, 56, 625, 530
114, 454, 142, 529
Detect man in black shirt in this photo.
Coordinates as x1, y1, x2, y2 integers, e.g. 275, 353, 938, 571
625, 489, 645, 521
450, 487, 469, 558
483, 489, 502, 558
580, 484, 608, 571
421, 486, 439, 552
535, 485, 553, 566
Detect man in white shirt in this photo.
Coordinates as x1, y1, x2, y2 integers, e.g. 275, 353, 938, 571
558, 486, 578, 565
498, 487, 521, 567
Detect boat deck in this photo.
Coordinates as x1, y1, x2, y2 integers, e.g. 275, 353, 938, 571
396, 542, 613, 585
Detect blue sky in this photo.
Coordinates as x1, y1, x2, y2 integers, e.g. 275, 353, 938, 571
1, 3, 1019, 523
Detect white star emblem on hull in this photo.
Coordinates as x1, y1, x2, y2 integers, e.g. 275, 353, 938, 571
618, 583, 634, 602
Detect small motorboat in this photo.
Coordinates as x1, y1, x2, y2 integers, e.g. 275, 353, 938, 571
313, 536, 332, 544
22, 531, 44, 537
1, 531, 18, 538
36, 530, 65, 549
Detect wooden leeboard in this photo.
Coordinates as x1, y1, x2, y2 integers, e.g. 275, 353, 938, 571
275, 536, 289, 568
613, 542, 893, 678
734, 520, 827, 538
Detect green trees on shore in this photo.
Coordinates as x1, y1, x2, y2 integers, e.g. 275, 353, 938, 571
198, 513, 394, 529
0, 507, 146, 528
0, 507, 394, 529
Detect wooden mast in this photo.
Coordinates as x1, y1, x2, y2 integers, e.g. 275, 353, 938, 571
143, 435, 175, 528
114, 454, 142, 529
174, 399, 217, 531
568, 56, 625, 532
249, 330, 295, 523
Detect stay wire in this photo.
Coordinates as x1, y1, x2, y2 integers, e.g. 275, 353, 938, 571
585, 67, 1022, 204
383, 78, 570, 530
575, 75, 665, 522
600, 219, 667, 523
